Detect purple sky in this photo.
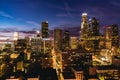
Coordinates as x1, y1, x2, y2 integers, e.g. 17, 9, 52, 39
0, 0, 120, 38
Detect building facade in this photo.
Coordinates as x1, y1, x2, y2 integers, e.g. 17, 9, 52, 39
63, 30, 70, 50
54, 28, 63, 50
41, 21, 49, 38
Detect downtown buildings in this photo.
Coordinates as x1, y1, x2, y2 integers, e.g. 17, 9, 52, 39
0, 13, 120, 80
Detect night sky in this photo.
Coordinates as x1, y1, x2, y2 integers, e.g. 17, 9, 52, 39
0, 0, 120, 32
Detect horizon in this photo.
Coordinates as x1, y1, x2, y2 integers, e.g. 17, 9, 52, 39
0, 0, 120, 41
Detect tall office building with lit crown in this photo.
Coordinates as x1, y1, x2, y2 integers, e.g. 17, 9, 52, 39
41, 21, 49, 38
54, 28, 62, 50
80, 13, 89, 49
80, 13, 89, 39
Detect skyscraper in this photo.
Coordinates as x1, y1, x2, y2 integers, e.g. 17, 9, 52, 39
63, 30, 70, 49
111, 24, 119, 48
104, 24, 119, 49
90, 17, 99, 36
54, 28, 62, 50
80, 13, 89, 49
105, 26, 112, 49
41, 21, 49, 38
80, 13, 89, 39
31, 37, 42, 53
89, 17, 99, 50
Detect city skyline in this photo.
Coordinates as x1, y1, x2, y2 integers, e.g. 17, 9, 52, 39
0, 0, 120, 42
0, 0, 120, 31
0, 1, 120, 79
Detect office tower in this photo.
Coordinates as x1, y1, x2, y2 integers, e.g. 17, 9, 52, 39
80, 13, 89, 49
90, 17, 99, 36
40, 38, 54, 68
41, 38, 53, 54
105, 26, 112, 49
89, 17, 99, 50
80, 13, 89, 39
104, 24, 119, 49
41, 21, 49, 38
63, 30, 70, 49
54, 28, 62, 50
70, 37, 78, 49
31, 37, 42, 53
111, 24, 119, 48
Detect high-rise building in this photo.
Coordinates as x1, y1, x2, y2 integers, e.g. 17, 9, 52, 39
31, 37, 42, 53
104, 24, 119, 48
80, 13, 89, 49
89, 17, 100, 50
31, 31, 42, 53
54, 28, 62, 50
41, 38, 53, 54
105, 26, 112, 49
111, 24, 119, 48
63, 30, 70, 49
89, 17, 99, 36
41, 21, 49, 38
80, 13, 89, 39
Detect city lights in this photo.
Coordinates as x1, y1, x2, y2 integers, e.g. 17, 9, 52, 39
82, 13, 87, 16
0, 8, 120, 80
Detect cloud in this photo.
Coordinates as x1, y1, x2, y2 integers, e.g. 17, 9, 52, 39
47, 1, 78, 18
0, 24, 33, 31
0, 11, 14, 19
26, 21, 40, 27
56, 13, 68, 17
0, 27, 17, 32
110, 1, 120, 7
63, 2, 73, 18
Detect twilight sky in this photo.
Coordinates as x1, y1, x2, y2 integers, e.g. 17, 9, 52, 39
0, 0, 120, 32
